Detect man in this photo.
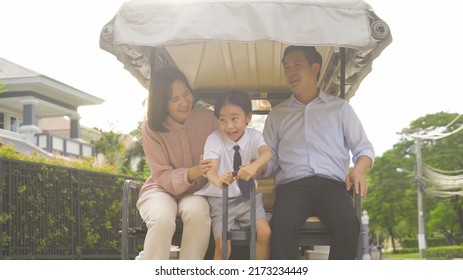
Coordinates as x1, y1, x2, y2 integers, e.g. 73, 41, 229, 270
262, 46, 374, 260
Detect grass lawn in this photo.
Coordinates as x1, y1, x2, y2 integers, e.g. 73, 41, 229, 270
382, 252, 421, 260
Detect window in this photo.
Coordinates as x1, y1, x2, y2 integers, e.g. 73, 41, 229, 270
11, 117, 18, 132
0, 112, 4, 129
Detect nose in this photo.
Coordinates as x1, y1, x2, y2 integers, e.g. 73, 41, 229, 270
225, 120, 234, 130
285, 67, 295, 77
179, 96, 189, 108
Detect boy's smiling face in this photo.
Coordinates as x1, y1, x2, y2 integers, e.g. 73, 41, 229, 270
218, 103, 252, 143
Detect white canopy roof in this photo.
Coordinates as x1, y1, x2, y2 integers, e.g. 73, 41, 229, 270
100, 0, 392, 101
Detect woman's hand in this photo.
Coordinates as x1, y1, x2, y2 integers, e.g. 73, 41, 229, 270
199, 155, 213, 177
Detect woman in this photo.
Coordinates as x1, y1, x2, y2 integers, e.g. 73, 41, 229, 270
137, 67, 219, 259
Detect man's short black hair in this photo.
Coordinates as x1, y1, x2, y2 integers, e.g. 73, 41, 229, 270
281, 46, 323, 80
282, 45, 323, 67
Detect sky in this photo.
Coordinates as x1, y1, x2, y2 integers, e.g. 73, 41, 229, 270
1, 0, 462, 157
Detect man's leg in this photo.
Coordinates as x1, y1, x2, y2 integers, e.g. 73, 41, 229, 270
315, 178, 359, 260
270, 182, 314, 260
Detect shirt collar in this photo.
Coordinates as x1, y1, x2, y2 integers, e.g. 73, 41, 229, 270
288, 89, 328, 107
223, 128, 249, 152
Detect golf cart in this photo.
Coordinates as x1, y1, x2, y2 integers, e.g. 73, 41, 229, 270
99, 0, 392, 260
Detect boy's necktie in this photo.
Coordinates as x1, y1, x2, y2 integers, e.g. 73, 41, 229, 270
233, 145, 251, 199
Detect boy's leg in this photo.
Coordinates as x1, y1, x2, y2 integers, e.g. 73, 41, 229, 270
213, 237, 231, 260
208, 196, 237, 259
256, 219, 271, 260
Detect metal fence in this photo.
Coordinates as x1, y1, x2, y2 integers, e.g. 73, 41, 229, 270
0, 157, 143, 259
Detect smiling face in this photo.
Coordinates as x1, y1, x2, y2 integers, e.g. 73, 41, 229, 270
218, 103, 252, 143
167, 79, 194, 124
283, 49, 320, 102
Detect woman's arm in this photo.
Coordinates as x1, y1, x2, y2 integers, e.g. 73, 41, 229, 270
142, 121, 193, 195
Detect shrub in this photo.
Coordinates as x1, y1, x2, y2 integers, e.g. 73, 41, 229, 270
424, 246, 463, 259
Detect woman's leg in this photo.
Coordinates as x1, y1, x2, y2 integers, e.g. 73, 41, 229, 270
136, 189, 177, 260
177, 194, 211, 259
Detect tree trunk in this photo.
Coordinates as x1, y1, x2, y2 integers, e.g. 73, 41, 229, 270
387, 226, 396, 252
454, 197, 463, 235
441, 227, 455, 245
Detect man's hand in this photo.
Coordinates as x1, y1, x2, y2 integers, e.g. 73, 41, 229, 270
345, 169, 368, 199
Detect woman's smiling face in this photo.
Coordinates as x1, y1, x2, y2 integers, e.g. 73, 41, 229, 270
167, 79, 193, 124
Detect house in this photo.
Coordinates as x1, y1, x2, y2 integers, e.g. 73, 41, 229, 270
0, 58, 104, 158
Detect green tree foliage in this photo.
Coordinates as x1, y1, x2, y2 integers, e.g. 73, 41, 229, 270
366, 112, 463, 249
428, 201, 460, 244
364, 142, 416, 251
119, 121, 148, 177
93, 127, 125, 166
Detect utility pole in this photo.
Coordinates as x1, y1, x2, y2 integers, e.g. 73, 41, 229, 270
415, 138, 426, 258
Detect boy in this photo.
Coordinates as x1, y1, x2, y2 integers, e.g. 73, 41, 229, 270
196, 90, 271, 259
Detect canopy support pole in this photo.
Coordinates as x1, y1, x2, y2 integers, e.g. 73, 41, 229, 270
150, 48, 157, 85
340, 47, 346, 99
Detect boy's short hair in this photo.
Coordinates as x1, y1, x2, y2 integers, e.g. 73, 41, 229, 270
214, 90, 252, 119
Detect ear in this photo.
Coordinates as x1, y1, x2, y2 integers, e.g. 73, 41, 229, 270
245, 112, 252, 125
312, 63, 321, 76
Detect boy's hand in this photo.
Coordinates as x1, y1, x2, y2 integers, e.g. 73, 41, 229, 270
236, 165, 258, 181
216, 171, 234, 188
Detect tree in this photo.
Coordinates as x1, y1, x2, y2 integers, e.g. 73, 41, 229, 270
120, 121, 148, 177
406, 112, 463, 240
93, 127, 125, 166
364, 142, 416, 251
428, 200, 460, 244
365, 112, 463, 249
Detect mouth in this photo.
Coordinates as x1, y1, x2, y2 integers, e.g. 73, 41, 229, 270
177, 108, 190, 114
289, 78, 299, 87
227, 131, 238, 138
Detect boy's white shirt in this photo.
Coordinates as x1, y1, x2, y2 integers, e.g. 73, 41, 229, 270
194, 127, 266, 197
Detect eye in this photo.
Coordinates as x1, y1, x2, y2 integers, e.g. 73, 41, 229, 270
169, 96, 179, 103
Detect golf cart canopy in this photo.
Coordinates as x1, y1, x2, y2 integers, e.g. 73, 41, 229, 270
100, 0, 391, 104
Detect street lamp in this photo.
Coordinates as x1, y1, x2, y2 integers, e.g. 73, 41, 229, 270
396, 166, 427, 258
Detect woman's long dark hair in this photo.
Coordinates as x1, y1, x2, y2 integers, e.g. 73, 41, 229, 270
147, 67, 193, 132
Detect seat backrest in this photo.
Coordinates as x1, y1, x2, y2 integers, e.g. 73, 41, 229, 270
256, 178, 275, 212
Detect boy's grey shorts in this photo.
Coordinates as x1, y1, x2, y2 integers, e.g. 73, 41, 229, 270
207, 192, 267, 240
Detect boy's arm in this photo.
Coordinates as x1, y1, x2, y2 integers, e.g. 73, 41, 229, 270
237, 145, 272, 181
206, 159, 234, 188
